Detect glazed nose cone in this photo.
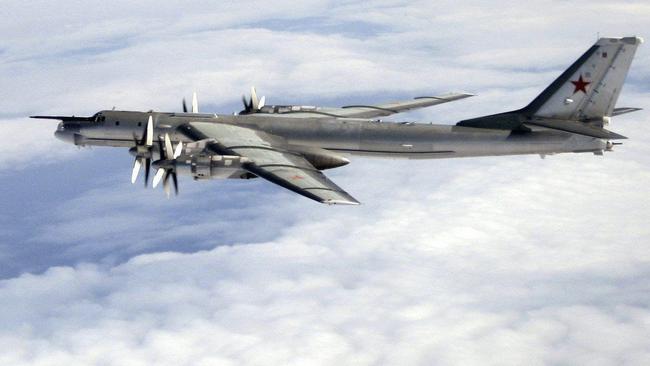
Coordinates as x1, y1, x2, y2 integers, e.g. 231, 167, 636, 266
54, 122, 78, 144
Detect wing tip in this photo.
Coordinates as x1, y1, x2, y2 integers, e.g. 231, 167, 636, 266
611, 107, 643, 117
30, 115, 58, 119
608, 132, 628, 140
323, 199, 361, 206
29, 115, 95, 122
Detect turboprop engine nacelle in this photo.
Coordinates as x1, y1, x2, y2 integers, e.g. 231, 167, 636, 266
175, 154, 251, 180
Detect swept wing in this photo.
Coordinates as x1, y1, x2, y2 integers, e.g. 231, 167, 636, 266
252, 92, 473, 119
334, 92, 474, 118
179, 122, 359, 205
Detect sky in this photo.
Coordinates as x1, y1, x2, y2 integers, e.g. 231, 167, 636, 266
1, 1, 650, 365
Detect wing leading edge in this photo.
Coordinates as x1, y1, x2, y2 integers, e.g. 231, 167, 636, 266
249, 92, 474, 119
337, 92, 474, 119
179, 122, 359, 205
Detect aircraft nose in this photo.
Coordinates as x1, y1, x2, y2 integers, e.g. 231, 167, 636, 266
54, 122, 80, 144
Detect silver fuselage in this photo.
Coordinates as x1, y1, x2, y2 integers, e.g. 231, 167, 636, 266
56, 110, 606, 161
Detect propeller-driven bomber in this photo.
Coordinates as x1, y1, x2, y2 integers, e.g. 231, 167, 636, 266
33, 37, 643, 204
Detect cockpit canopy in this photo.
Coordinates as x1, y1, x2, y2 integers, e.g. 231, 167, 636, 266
93, 112, 106, 122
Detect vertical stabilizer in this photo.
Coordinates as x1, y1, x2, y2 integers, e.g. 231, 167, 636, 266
523, 37, 643, 120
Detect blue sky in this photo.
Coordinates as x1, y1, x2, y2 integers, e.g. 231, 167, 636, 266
1, 1, 650, 365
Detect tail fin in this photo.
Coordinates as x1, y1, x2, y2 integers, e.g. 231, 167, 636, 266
523, 36, 643, 120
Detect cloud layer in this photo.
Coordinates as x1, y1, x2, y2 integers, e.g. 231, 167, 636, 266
3, 153, 650, 365
1, 1, 650, 365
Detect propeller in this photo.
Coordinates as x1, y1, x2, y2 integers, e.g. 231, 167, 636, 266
131, 115, 154, 187
241, 86, 265, 114
182, 92, 199, 113
152, 133, 183, 198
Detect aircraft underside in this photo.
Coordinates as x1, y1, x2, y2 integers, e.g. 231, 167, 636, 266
75, 122, 607, 161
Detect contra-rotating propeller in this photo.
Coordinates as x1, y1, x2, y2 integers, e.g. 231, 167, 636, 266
152, 133, 183, 198
131, 115, 154, 187
182, 92, 199, 113
241, 86, 266, 114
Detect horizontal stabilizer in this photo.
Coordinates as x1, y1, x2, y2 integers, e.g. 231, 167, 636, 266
525, 118, 627, 140
612, 107, 642, 117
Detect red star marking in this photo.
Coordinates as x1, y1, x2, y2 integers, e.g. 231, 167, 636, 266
570, 74, 591, 94
290, 175, 304, 180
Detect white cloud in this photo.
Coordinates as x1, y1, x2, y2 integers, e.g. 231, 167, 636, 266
3, 121, 650, 363
2, 162, 650, 364
2, 1, 650, 365
0, 119, 78, 170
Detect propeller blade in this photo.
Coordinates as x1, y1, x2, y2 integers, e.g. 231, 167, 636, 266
251, 86, 259, 110
153, 168, 165, 188
144, 158, 151, 187
173, 141, 183, 159
164, 133, 174, 159
157, 136, 165, 160
258, 95, 266, 109
182, 98, 188, 113
171, 172, 178, 196
131, 158, 142, 184
192, 92, 198, 113
163, 171, 171, 198
145, 116, 153, 146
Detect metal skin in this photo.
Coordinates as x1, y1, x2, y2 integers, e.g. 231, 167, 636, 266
38, 36, 643, 204
56, 112, 606, 159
